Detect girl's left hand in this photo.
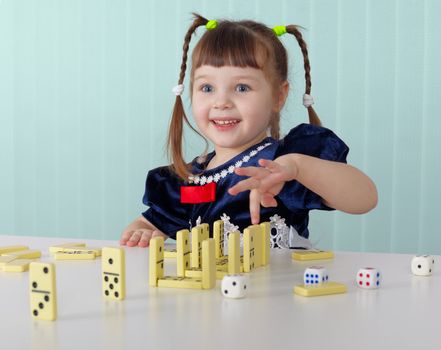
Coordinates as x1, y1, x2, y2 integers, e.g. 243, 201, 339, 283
228, 156, 298, 224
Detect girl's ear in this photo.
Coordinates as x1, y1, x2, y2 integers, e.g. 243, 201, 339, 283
276, 81, 289, 112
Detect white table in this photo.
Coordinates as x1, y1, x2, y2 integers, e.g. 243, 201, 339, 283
0, 235, 439, 350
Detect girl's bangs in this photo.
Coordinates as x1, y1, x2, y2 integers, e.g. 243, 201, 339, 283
192, 26, 269, 69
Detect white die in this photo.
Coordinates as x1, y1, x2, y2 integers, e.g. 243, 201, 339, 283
304, 266, 329, 285
411, 255, 434, 276
221, 275, 248, 299
356, 267, 381, 289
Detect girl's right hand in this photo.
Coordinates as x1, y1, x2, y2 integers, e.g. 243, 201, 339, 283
120, 229, 167, 248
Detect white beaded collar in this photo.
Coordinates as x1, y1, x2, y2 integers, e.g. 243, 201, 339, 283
188, 142, 273, 185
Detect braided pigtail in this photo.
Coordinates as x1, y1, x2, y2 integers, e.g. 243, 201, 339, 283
167, 13, 209, 181
285, 25, 322, 126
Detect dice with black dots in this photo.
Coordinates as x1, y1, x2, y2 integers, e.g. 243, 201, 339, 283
411, 255, 434, 276
29, 262, 57, 321
102, 247, 125, 300
221, 274, 248, 298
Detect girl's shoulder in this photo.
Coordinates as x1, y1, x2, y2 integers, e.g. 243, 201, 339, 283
146, 165, 182, 187
277, 123, 349, 161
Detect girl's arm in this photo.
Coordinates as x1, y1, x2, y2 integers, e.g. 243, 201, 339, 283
120, 216, 167, 247
277, 153, 378, 214
228, 154, 378, 224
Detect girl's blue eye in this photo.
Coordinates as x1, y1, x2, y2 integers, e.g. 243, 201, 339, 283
201, 84, 213, 93
236, 84, 250, 92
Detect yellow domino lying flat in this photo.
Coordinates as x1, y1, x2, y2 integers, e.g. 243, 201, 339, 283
292, 250, 334, 261
49, 243, 86, 253
54, 252, 96, 260
4, 259, 33, 272
3, 249, 41, 259
29, 262, 57, 321
0, 256, 18, 269
293, 282, 347, 297
51, 246, 101, 257
164, 248, 177, 259
158, 276, 203, 289
0, 245, 29, 255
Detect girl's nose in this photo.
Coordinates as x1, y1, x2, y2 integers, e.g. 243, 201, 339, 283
213, 93, 232, 109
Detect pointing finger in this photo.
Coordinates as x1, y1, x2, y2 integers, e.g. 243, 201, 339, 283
228, 177, 261, 196
250, 189, 261, 224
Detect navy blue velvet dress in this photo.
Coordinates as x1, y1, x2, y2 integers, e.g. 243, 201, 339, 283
142, 123, 349, 248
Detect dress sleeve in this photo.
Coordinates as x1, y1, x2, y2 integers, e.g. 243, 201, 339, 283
141, 166, 191, 239
275, 124, 349, 211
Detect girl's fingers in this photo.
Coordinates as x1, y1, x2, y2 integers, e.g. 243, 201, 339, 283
261, 193, 278, 207
228, 177, 261, 196
152, 230, 166, 238
258, 158, 281, 172
249, 189, 261, 225
258, 173, 286, 193
234, 166, 268, 178
138, 230, 153, 248
120, 231, 134, 244
126, 230, 142, 247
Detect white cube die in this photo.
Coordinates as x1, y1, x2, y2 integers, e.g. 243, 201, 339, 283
357, 267, 381, 289
304, 266, 329, 285
411, 255, 434, 276
221, 274, 248, 299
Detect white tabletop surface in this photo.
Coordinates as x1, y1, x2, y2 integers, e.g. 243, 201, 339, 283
0, 235, 440, 350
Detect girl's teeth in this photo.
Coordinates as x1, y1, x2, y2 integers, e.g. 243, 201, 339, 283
214, 120, 238, 125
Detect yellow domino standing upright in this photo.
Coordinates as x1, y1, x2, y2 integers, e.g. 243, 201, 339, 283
260, 222, 270, 266
228, 231, 241, 275
200, 223, 210, 241
157, 238, 216, 290
191, 226, 204, 269
201, 239, 216, 289
102, 247, 126, 300
29, 262, 57, 321
176, 229, 190, 277
149, 237, 164, 286
213, 220, 225, 259
243, 225, 257, 272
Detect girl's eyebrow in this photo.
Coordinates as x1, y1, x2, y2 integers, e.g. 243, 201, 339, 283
193, 74, 260, 82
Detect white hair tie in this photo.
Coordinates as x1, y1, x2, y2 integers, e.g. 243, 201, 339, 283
172, 84, 184, 96
303, 94, 314, 108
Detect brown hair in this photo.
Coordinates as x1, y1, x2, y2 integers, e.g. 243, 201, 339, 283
167, 13, 321, 181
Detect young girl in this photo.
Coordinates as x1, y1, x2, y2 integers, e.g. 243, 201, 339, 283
120, 14, 377, 249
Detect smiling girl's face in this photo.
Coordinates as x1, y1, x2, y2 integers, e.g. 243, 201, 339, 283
192, 65, 279, 156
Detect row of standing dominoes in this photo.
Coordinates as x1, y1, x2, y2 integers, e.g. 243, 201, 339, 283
149, 221, 271, 290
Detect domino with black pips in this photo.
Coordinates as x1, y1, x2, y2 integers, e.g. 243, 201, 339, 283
213, 219, 225, 260
102, 247, 125, 300
243, 225, 257, 272
29, 262, 57, 321
149, 236, 164, 286
176, 229, 191, 277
